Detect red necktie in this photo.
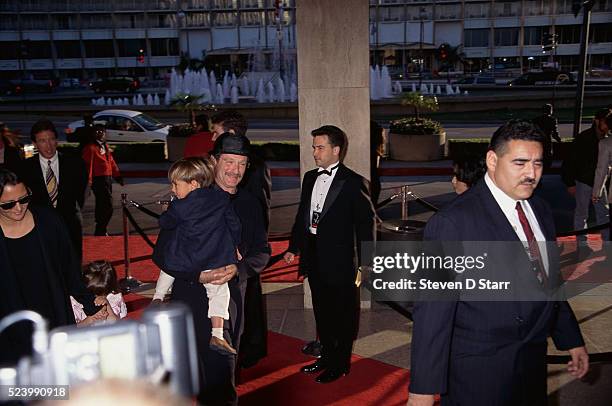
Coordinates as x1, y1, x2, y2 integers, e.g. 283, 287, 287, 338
515, 202, 547, 285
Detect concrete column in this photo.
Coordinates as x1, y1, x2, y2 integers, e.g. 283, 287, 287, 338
296, 0, 371, 309
296, 0, 371, 179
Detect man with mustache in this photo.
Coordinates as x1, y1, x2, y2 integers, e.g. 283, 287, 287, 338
408, 120, 588, 406
162, 133, 270, 405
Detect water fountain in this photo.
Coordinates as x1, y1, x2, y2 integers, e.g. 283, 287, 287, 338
215, 84, 224, 104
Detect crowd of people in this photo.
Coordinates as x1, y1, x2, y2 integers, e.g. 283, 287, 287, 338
0, 104, 609, 405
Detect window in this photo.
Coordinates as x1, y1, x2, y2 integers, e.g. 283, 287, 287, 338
436, 4, 461, 20
114, 0, 146, 10
557, 55, 579, 71
406, 5, 432, 20
211, 0, 237, 9
151, 14, 177, 28
380, 6, 403, 21
523, 26, 549, 45
52, 15, 78, 30
21, 15, 49, 30
26, 41, 53, 59
150, 38, 179, 56
0, 15, 19, 30
241, 11, 263, 25
556, 0, 574, 14
591, 53, 612, 69
465, 3, 490, 18
84, 40, 114, 58
494, 27, 519, 46
114, 14, 146, 29
590, 23, 612, 43
117, 39, 146, 57
523, 1, 544, 15
80, 14, 113, 29
0, 42, 19, 59
465, 28, 490, 47
493, 1, 520, 17
187, 0, 209, 9
557, 24, 581, 44
55, 41, 82, 58
187, 12, 211, 27
241, 0, 264, 8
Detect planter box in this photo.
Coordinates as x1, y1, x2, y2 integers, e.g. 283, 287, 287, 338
388, 131, 446, 161
166, 136, 188, 162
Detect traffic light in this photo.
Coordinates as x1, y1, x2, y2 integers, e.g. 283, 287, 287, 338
438, 43, 449, 61
542, 33, 557, 53
137, 48, 145, 64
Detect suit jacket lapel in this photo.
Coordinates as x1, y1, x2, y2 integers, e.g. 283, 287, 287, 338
319, 164, 347, 221
475, 181, 520, 242
33, 156, 51, 205
302, 171, 317, 229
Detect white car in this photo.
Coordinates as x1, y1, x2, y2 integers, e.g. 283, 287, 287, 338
66, 109, 170, 143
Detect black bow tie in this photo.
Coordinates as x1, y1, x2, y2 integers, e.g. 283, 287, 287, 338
317, 165, 338, 177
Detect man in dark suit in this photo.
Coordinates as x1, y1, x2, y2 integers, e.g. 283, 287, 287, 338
284, 125, 375, 383
20, 119, 87, 259
408, 120, 589, 406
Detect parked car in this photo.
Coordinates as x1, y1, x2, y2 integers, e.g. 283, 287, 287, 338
508, 70, 575, 86
66, 110, 170, 143
9, 78, 55, 94
89, 76, 140, 93
454, 75, 496, 85
60, 78, 81, 88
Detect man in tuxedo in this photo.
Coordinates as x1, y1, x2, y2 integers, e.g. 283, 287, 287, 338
408, 120, 589, 406
284, 125, 375, 383
20, 119, 87, 258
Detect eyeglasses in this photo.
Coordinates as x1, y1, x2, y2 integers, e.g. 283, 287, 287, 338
0, 193, 32, 210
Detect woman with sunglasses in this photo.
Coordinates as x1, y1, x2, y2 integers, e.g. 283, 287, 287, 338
0, 169, 108, 364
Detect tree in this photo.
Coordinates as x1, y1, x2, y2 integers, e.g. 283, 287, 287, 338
401, 92, 438, 120
169, 93, 215, 126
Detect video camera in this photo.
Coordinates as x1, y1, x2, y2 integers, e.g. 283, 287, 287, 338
0, 303, 199, 400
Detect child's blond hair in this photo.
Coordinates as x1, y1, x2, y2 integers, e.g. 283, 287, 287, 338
168, 156, 215, 188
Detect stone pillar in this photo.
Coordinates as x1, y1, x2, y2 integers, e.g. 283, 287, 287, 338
296, 0, 371, 179
296, 0, 371, 309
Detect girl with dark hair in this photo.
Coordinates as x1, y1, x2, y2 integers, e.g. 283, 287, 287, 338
71, 261, 127, 324
0, 169, 108, 364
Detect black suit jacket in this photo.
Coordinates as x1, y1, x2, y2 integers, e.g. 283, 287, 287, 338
409, 179, 584, 406
288, 163, 375, 286
19, 153, 87, 252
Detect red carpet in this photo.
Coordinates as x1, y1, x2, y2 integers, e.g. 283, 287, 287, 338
83, 236, 302, 284
237, 332, 411, 406
121, 293, 414, 405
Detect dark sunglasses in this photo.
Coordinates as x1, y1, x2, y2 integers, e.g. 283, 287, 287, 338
0, 193, 32, 210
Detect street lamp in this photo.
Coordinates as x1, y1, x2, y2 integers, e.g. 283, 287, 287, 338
418, 7, 427, 88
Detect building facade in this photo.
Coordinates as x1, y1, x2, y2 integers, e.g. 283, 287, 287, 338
0, 0, 610, 80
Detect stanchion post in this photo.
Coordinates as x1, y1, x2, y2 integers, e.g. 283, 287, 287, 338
119, 192, 144, 293
401, 186, 408, 220
122, 193, 130, 277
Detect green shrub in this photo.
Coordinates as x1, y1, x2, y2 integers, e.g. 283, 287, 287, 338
168, 123, 196, 138
251, 142, 299, 161
389, 117, 443, 135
